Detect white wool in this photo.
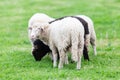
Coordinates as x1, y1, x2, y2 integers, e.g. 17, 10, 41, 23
28, 13, 54, 27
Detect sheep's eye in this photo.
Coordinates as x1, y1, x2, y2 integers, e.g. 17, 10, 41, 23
38, 28, 41, 30
28, 27, 32, 30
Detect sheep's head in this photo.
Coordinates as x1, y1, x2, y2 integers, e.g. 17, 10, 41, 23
32, 39, 51, 61
28, 22, 49, 42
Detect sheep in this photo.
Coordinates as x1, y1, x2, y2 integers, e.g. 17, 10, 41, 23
76, 15, 97, 55
28, 13, 54, 60
71, 16, 90, 61
30, 16, 85, 69
49, 15, 96, 56
49, 15, 97, 56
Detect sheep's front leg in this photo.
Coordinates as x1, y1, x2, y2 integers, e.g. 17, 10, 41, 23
58, 49, 65, 69
50, 41, 58, 67
65, 54, 69, 64
48, 52, 53, 61
52, 50, 58, 67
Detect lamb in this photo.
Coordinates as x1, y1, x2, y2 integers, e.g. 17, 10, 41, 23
30, 17, 85, 69
28, 13, 54, 61
76, 15, 97, 55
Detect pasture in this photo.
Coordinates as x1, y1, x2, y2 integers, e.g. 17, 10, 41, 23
0, 0, 120, 79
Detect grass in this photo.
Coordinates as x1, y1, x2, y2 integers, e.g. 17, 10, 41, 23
0, 0, 120, 80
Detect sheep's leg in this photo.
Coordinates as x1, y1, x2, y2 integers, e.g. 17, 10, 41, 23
85, 34, 90, 53
58, 49, 65, 69
48, 52, 53, 61
50, 41, 58, 67
90, 31, 97, 55
65, 54, 69, 64
71, 39, 82, 69
71, 44, 82, 69
90, 39, 97, 55
76, 53, 81, 70
71, 38, 79, 62
52, 50, 58, 67
77, 36, 84, 70
77, 47, 83, 69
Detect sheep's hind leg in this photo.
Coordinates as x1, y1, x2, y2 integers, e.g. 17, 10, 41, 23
77, 37, 84, 70
90, 29, 97, 56
77, 49, 82, 70
90, 37, 97, 56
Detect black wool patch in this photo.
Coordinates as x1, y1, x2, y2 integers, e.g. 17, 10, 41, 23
49, 16, 67, 24
32, 39, 51, 61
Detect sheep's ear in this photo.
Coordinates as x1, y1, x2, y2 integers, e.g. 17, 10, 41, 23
43, 23, 49, 29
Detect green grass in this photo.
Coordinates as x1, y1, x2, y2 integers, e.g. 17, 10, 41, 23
0, 0, 120, 80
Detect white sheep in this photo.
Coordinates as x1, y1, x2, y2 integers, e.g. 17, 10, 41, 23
28, 13, 54, 56
30, 17, 85, 69
76, 15, 97, 55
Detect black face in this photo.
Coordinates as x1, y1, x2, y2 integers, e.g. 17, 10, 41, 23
32, 48, 42, 61
32, 39, 51, 61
